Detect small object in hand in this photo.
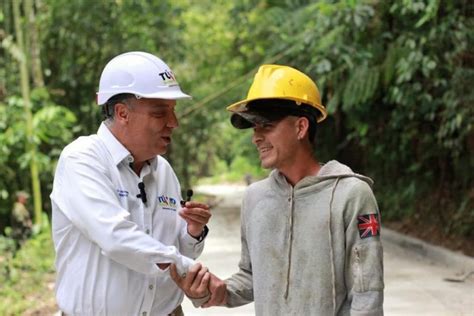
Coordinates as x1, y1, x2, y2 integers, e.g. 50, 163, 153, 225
180, 189, 194, 207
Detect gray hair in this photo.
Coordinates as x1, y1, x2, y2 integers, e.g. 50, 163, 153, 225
102, 93, 136, 125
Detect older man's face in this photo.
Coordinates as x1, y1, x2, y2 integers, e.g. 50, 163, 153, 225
124, 98, 179, 159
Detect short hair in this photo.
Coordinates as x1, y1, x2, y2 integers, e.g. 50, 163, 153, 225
101, 93, 136, 122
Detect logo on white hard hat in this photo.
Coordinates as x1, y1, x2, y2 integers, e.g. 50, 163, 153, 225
158, 70, 177, 86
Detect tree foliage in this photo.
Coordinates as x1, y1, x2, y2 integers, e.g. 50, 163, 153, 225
0, 0, 472, 235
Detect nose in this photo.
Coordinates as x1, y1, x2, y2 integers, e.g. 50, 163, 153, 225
252, 128, 263, 145
167, 111, 179, 129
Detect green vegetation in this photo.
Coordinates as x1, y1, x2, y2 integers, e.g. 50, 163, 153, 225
0, 0, 472, 313
198, 156, 269, 184
0, 216, 55, 315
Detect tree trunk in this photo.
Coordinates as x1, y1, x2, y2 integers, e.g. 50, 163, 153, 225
1, 0, 12, 98
24, 0, 44, 88
13, 0, 43, 227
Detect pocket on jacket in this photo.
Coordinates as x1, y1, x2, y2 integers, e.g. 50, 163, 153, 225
352, 242, 384, 292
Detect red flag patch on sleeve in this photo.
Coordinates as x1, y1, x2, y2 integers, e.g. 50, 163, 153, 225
357, 214, 380, 239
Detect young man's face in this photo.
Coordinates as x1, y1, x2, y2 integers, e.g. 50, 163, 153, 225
252, 116, 300, 170
124, 98, 178, 159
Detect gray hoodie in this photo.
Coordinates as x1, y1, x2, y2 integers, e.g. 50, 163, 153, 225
225, 160, 384, 316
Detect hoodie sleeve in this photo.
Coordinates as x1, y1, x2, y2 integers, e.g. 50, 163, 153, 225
225, 195, 254, 307
344, 180, 384, 316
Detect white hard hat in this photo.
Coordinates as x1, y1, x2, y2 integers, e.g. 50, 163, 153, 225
97, 51, 191, 105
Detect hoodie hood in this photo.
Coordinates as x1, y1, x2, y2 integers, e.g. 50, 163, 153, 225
271, 160, 373, 191
314, 160, 373, 186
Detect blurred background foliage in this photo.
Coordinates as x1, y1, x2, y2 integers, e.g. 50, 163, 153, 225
0, 0, 472, 313
0, 0, 471, 243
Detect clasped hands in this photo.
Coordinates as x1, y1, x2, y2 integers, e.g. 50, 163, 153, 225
172, 200, 226, 307
170, 263, 227, 307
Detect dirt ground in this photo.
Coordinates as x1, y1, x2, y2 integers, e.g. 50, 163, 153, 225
23, 274, 57, 316
385, 219, 474, 257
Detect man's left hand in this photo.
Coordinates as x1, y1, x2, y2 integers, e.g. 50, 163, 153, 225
179, 201, 211, 237
170, 263, 210, 299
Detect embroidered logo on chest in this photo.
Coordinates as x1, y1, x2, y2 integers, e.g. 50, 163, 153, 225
158, 195, 178, 211
116, 189, 129, 197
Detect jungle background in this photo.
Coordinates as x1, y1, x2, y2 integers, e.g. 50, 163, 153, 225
0, 0, 472, 314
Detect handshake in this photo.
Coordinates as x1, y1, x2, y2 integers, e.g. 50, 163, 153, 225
170, 263, 227, 308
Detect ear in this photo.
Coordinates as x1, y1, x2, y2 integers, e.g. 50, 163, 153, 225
296, 117, 310, 140
114, 102, 130, 124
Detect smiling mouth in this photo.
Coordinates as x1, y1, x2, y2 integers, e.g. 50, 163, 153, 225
259, 147, 272, 154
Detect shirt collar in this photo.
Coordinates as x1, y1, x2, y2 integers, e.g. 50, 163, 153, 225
97, 123, 134, 166
97, 123, 160, 169
149, 156, 158, 171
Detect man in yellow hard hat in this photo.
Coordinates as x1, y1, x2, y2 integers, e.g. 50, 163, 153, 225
176, 65, 384, 315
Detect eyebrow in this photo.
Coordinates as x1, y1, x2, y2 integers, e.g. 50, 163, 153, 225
150, 103, 169, 109
149, 106, 168, 111
148, 103, 175, 111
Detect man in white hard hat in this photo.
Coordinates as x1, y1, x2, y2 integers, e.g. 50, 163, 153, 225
177, 65, 384, 315
51, 51, 224, 315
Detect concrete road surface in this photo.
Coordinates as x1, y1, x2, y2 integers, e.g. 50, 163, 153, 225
181, 184, 474, 316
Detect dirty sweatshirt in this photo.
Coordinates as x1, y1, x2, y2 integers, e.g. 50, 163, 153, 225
225, 160, 384, 316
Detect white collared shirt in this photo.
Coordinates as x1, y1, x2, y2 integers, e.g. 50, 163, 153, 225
51, 123, 205, 316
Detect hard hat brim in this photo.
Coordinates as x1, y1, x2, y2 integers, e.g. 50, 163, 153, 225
229, 101, 308, 129
230, 111, 288, 129
97, 90, 191, 105
227, 97, 327, 123
138, 90, 192, 101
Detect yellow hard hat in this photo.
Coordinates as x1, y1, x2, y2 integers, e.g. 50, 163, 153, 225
227, 64, 327, 122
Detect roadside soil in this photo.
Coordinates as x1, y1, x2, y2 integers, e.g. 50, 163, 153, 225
24, 273, 57, 316
385, 219, 474, 257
